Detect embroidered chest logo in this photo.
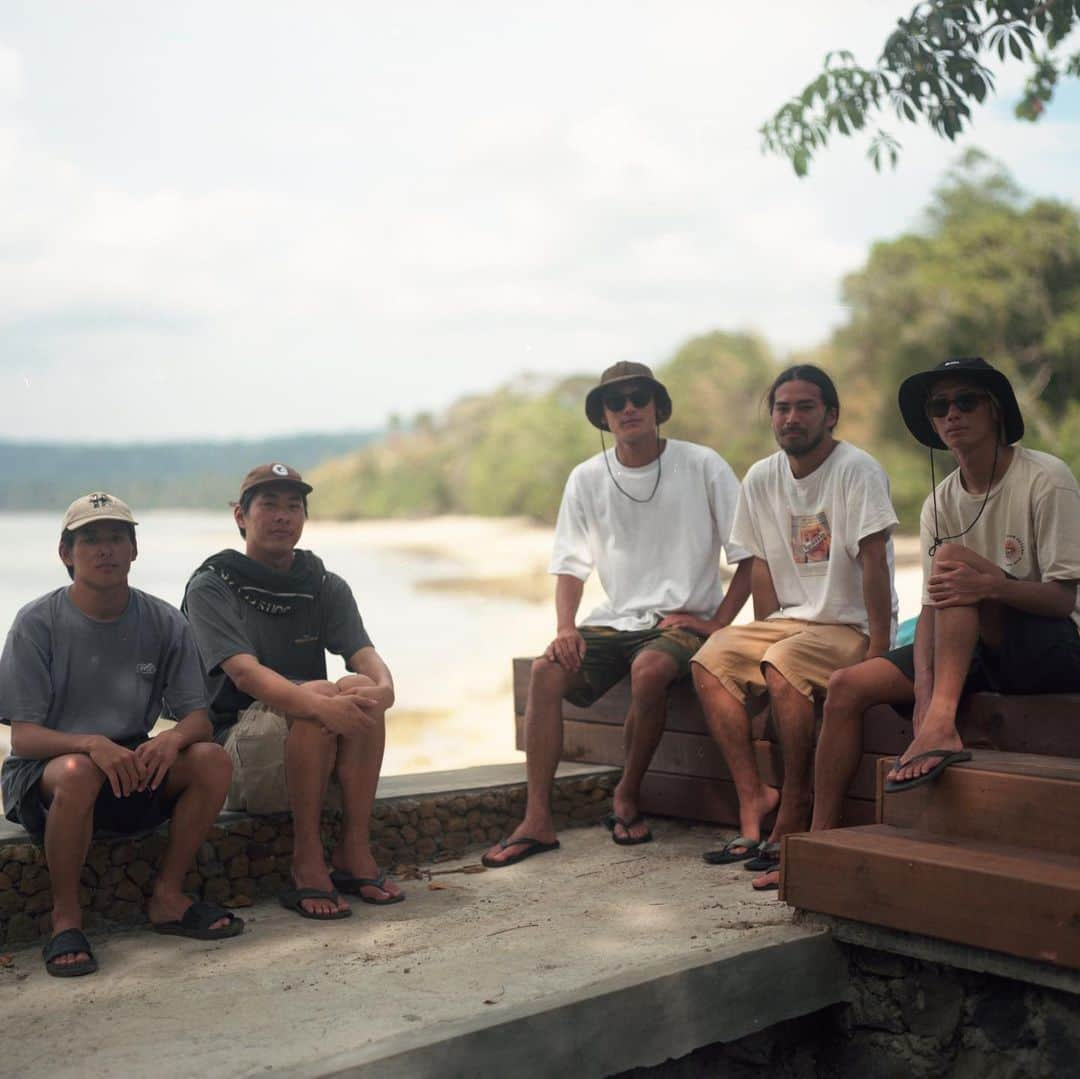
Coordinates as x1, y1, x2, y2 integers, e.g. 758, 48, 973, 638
1004, 535, 1024, 566
136, 662, 157, 676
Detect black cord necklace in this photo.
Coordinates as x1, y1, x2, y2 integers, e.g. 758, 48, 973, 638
928, 434, 1001, 557
600, 428, 663, 503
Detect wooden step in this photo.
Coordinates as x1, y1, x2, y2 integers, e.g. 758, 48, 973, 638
877, 751, 1080, 855
781, 825, 1080, 969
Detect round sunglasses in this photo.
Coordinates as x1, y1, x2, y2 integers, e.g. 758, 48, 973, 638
602, 387, 653, 412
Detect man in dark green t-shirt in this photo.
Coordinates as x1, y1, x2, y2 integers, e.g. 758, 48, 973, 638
183, 464, 400, 919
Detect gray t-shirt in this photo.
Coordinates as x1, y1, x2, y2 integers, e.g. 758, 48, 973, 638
183, 566, 372, 738
0, 588, 208, 809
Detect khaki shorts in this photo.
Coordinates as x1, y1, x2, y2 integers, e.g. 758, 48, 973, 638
223, 702, 341, 815
691, 619, 868, 704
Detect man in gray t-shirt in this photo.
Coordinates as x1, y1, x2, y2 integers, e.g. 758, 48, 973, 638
182, 463, 399, 920
0, 493, 243, 978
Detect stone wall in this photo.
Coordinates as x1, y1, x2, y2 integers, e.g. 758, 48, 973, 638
619, 945, 1080, 1077
0, 770, 615, 948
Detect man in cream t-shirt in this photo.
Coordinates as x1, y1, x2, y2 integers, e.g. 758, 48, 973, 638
807, 358, 1080, 828
483, 362, 751, 865
691, 365, 898, 888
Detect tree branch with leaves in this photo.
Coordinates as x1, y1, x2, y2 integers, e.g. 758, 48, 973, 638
762, 1, 1080, 175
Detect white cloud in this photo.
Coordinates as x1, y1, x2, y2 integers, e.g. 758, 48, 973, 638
0, 2, 1078, 440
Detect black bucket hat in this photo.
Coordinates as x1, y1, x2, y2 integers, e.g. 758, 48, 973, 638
898, 357, 1024, 450
584, 361, 673, 430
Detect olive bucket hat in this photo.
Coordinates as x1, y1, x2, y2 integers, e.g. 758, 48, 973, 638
898, 357, 1024, 450
584, 362, 673, 430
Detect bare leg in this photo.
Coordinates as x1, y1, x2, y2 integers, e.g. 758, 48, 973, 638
763, 664, 815, 842
483, 656, 582, 865
286, 706, 347, 916
811, 659, 915, 831
330, 674, 401, 901
611, 650, 678, 841
39, 755, 106, 969
149, 743, 233, 929
890, 543, 1004, 784
693, 664, 779, 849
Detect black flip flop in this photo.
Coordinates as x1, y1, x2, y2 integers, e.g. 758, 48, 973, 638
603, 813, 653, 846
744, 841, 781, 872
330, 868, 406, 905
278, 879, 352, 920
703, 836, 763, 865
43, 928, 98, 978
152, 899, 245, 940
481, 836, 560, 868
884, 749, 972, 793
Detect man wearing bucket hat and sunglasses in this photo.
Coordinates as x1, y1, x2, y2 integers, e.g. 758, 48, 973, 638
808, 358, 1080, 832
483, 362, 752, 866
0, 493, 242, 978
182, 464, 400, 919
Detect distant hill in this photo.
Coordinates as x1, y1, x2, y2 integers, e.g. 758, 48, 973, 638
0, 431, 380, 511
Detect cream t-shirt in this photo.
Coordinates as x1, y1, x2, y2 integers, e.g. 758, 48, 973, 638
919, 447, 1080, 629
731, 441, 899, 637
549, 439, 750, 630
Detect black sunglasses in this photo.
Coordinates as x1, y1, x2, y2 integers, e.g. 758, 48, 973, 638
926, 390, 988, 418
602, 387, 653, 412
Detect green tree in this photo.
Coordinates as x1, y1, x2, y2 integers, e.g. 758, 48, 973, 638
762, 1, 1080, 175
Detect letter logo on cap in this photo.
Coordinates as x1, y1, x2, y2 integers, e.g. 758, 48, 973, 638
271, 464, 289, 476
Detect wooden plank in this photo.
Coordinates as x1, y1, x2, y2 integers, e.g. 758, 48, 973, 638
879, 752, 1080, 854
781, 825, 1080, 969
962, 694, 1080, 756
639, 772, 872, 829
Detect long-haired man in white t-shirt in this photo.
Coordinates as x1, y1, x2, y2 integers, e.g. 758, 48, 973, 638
690, 366, 899, 890
482, 362, 753, 866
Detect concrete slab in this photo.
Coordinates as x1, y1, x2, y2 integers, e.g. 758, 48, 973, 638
0, 821, 845, 1078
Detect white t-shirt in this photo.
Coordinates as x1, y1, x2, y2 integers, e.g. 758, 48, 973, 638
919, 447, 1080, 630
732, 441, 899, 637
549, 439, 750, 630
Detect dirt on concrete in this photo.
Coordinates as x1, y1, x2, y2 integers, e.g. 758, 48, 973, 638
0, 821, 801, 1078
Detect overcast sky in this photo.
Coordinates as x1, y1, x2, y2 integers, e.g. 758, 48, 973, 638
2, 2, 1079, 442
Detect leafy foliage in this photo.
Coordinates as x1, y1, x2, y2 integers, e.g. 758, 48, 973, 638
312, 154, 1080, 532
761, 2, 1080, 175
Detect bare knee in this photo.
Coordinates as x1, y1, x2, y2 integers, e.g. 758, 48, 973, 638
337, 673, 376, 693
45, 754, 106, 808
530, 655, 569, 697
303, 679, 339, 698
630, 652, 676, 704
182, 742, 233, 789
823, 665, 873, 720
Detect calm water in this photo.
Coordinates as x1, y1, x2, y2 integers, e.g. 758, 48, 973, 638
0, 512, 547, 776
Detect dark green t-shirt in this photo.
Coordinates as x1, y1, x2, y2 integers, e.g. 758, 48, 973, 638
183, 561, 372, 739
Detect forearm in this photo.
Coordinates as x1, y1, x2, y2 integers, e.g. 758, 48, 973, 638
554, 574, 585, 632
751, 558, 779, 621
861, 548, 893, 656
347, 647, 395, 706
990, 577, 1076, 619
165, 709, 214, 749
227, 660, 328, 722
711, 558, 753, 629
10, 721, 103, 760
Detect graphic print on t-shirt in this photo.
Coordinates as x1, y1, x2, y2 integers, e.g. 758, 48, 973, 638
790, 511, 832, 574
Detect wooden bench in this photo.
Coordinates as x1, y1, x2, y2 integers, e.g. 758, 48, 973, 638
513, 657, 1080, 828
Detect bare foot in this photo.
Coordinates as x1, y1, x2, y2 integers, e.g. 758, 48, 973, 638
148, 888, 232, 933
751, 868, 780, 892
290, 858, 350, 917
610, 786, 651, 842
46, 912, 90, 970
725, 785, 781, 857
482, 819, 558, 866
330, 845, 403, 902
887, 708, 964, 785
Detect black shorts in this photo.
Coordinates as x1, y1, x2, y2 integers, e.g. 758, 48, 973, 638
883, 610, 1080, 695
2, 737, 177, 842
